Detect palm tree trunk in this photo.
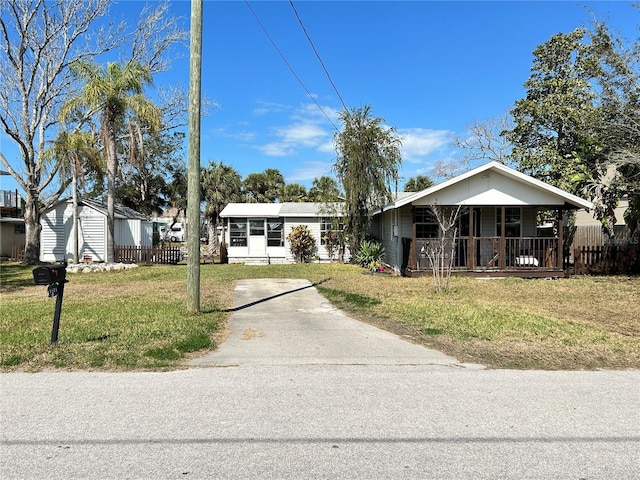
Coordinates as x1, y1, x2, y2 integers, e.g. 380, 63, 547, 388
71, 164, 79, 263
106, 125, 117, 263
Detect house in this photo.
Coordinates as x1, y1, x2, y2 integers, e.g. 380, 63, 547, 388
573, 195, 634, 247
40, 198, 152, 263
220, 202, 347, 264
0, 187, 25, 260
370, 161, 593, 277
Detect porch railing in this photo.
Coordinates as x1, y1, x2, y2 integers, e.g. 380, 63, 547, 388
413, 236, 559, 271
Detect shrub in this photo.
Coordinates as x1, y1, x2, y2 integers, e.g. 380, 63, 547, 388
287, 225, 317, 263
355, 240, 385, 271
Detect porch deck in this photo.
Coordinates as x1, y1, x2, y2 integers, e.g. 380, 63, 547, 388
405, 236, 565, 278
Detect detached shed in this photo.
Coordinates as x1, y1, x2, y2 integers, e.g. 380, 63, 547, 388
40, 198, 152, 263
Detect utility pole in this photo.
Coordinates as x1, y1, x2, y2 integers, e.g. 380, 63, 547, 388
187, 0, 202, 313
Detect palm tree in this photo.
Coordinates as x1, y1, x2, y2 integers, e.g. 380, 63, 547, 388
60, 61, 161, 262
403, 175, 433, 192
201, 161, 243, 256
309, 175, 342, 202
46, 131, 101, 263
333, 105, 402, 255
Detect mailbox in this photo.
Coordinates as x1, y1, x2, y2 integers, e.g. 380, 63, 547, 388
33, 264, 67, 285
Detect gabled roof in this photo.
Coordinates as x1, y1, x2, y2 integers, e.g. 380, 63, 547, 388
45, 198, 149, 221
382, 161, 593, 211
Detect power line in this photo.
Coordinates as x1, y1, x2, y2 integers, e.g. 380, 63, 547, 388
289, 0, 348, 112
244, 0, 339, 130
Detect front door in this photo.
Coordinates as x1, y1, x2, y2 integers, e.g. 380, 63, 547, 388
249, 219, 266, 257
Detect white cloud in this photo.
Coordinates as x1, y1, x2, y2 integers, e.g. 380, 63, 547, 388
398, 128, 451, 162
287, 161, 335, 184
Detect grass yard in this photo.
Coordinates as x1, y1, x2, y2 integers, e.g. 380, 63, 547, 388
1, 261, 639, 371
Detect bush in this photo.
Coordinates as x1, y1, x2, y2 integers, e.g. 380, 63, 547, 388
355, 240, 385, 271
287, 225, 317, 263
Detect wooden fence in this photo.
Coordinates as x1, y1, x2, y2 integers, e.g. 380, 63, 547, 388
573, 244, 640, 275
115, 245, 183, 265
11, 244, 25, 261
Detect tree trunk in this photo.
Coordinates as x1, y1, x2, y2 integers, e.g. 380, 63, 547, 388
23, 188, 42, 265
106, 124, 117, 263
71, 169, 79, 263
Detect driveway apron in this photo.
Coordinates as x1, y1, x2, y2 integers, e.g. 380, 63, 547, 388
189, 278, 469, 368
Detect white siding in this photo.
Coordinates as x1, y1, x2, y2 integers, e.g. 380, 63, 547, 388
40, 204, 71, 262
79, 208, 106, 262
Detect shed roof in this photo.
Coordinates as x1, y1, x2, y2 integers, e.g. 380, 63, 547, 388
44, 198, 149, 221
220, 202, 343, 218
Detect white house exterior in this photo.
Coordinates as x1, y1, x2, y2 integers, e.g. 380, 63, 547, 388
370, 161, 593, 277
220, 202, 347, 264
40, 198, 152, 262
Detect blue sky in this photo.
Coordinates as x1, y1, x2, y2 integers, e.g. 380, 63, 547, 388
1, 1, 638, 195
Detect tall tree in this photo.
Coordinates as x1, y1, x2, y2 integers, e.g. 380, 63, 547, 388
60, 61, 162, 262
333, 105, 402, 255
308, 175, 342, 202
503, 29, 599, 191
116, 131, 185, 216
0, 0, 118, 264
403, 175, 433, 192
0, 0, 187, 264
243, 168, 285, 203
45, 130, 101, 263
201, 161, 242, 256
281, 183, 308, 202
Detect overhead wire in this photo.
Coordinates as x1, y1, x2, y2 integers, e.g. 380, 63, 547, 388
244, 0, 339, 130
288, 0, 348, 112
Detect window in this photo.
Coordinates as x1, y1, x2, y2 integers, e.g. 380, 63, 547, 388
249, 219, 264, 236
320, 218, 344, 245
414, 207, 438, 238
267, 218, 284, 247
497, 208, 521, 237
229, 219, 247, 246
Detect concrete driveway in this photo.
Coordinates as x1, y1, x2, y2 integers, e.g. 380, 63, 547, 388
189, 278, 477, 369
2, 278, 639, 479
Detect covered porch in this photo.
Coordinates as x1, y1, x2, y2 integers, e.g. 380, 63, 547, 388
403, 207, 564, 277
403, 206, 568, 278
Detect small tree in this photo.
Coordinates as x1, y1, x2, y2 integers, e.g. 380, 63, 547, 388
422, 204, 463, 293
287, 225, 317, 263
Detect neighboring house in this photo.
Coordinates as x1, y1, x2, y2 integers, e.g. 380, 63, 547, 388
573, 195, 634, 247
40, 198, 152, 263
371, 161, 593, 277
0, 187, 25, 260
220, 202, 347, 264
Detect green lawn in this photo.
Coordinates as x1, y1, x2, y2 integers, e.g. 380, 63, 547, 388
1, 262, 638, 371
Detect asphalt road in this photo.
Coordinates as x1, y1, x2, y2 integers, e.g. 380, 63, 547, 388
1, 279, 639, 479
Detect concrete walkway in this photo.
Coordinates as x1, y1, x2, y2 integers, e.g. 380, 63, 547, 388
189, 278, 476, 368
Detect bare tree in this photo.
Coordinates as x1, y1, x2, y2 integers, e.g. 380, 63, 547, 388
0, 0, 188, 264
422, 204, 464, 293
434, 116, 513, 180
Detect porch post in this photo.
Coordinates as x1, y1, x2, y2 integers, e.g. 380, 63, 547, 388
411, 210, 417, 269
499, 206, 506, 269
468, 207, 475, 269
557, 208, 564, 270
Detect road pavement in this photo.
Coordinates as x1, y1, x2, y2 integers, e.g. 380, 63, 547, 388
1, 279, 639, 479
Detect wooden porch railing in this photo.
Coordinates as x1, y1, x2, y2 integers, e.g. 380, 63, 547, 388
411, 236, 560, 271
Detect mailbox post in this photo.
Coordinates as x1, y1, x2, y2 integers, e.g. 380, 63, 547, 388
32, 263, 68, 343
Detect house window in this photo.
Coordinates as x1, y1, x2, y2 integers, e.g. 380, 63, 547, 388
229, 218, 247, 246
320, 218, 344, 245
497, 208, 521, 237
414, 207, 438, 238
249, 219, 264, 236
267, 218, 284, 247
